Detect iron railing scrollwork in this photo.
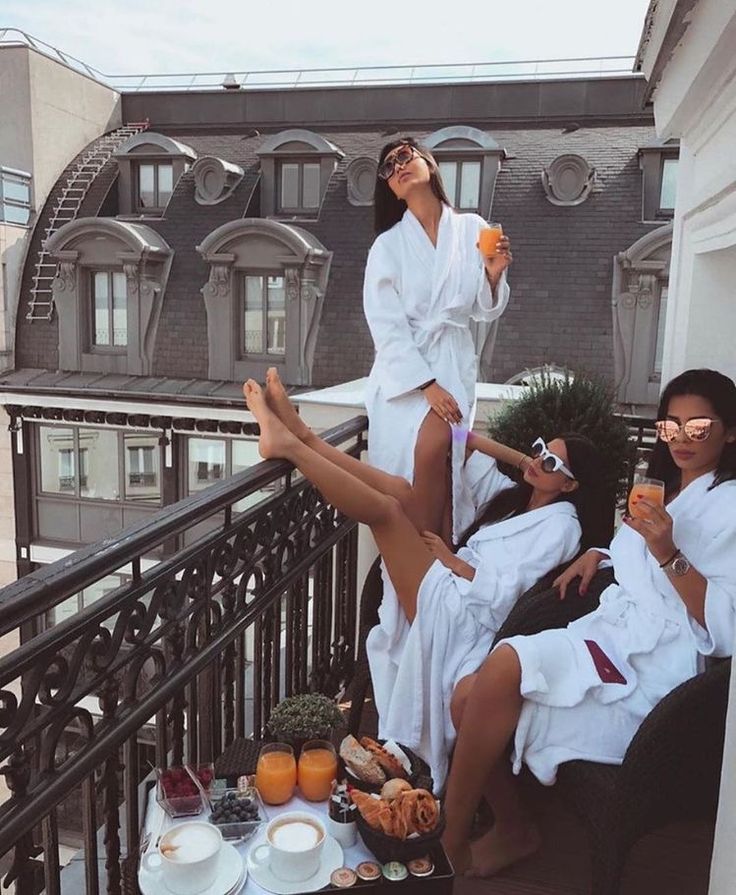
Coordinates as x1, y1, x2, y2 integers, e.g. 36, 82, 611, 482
0, 416, 367, 894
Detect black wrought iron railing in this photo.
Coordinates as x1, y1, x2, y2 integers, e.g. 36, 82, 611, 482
0, 416, 367, 894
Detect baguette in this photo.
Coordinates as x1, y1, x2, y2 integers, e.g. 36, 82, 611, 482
339, 734, 386, 786
360, 737, 409, 779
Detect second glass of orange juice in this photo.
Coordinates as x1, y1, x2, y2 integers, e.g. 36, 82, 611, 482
479, 222, 503, 257
255, 742, 297, 805
628, 477, 665, 519
297, 739, 337, 802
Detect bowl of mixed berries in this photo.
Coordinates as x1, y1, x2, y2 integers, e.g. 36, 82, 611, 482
156, 764, 214, 818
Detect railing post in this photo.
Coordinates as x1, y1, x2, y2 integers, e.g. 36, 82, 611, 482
99, 681, 122, 895
0, 746, 42, 895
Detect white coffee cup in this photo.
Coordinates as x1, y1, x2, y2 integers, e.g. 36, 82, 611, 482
251, 812, 326, 883
142, 821, 223, 894
326, 814, 357, 849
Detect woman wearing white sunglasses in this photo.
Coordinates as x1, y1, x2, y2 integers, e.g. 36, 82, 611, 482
244, 368, 609, 789
442, 368, 736, 878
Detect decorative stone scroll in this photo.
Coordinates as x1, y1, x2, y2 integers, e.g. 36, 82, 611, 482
346, 158, 377, 206
192, 156, 244, 205
542, 154, 596, 206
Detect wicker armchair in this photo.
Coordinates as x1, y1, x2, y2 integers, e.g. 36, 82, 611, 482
346, 556, 384, 736
491, 569, 731, 895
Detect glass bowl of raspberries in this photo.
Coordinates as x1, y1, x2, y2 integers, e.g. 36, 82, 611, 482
156, 764, 214, 818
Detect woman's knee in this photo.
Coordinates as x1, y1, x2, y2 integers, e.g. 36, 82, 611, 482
477, 645, 523, 694
450, 674, 477, 731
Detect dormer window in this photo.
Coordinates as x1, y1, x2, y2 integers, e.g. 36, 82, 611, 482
639, 139, 679, 222
137, 161, 174, 212
659, 158, 678, 212
91, 270, 127, 350
424, 126, 504, 217
243, 274, 286, 356
257, 130, 343, 218
113, 132, 197, 217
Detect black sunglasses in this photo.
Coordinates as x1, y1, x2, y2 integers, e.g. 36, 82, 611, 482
378, 145, 417, 181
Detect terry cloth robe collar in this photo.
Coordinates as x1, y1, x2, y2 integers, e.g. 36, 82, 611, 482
468, 499, 578, 544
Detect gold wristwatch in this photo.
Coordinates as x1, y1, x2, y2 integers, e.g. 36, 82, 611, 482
666, 552, 691, 577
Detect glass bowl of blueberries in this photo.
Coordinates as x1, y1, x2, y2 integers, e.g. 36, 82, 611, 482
208, 785, 266, 841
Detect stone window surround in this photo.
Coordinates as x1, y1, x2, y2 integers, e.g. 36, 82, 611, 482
113, 132, 197, 217
45, 218, 173, 376
612, 222, 672, 409
256, 129, 343, 219
639, 139, 679, 223
196, 218, 332, 386
423, 126, 505, 218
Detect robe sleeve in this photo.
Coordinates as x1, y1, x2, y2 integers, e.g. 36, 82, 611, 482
456, 514, 582, 634
463, 451, 514, 513
363, 237, 434, 400
687, 524, 736, 657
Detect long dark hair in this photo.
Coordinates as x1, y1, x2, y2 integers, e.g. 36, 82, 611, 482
648, 368, 736, 492
373, 137, 452, 235
458, 434, 610, 552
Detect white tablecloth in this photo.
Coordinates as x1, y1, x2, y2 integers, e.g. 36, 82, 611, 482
141, 787, 373, 894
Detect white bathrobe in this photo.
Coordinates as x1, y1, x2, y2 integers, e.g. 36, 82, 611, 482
363, 204, 510, 542
366, 452, 582, 789
502, 472, 736, 785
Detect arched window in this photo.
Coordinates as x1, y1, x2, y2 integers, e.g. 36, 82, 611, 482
113, 132, 197, 216
45, 217, 173, 375
256, 130, 343, 218
424, 126, 504, 216
612, 223, 672, 408
196, 218, 332, 384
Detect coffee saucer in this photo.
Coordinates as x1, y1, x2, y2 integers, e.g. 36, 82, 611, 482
246, 831, 343, 895
138, 841, 246, 895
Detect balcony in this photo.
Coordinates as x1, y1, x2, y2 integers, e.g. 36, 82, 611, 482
0, 414, 718, 894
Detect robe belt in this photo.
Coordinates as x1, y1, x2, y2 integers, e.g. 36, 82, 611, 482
414, 317, 469, 351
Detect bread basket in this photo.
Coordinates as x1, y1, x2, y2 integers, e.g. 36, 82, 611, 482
341, 739, 434, 795
355, 809, 445, 863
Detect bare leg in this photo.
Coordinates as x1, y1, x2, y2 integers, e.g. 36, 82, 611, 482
265, 367, 448, 535
412, 410, 452, 539
245, 380, 433, 621
443, 646, 539, 877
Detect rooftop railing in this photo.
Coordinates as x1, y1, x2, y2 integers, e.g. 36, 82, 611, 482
1, 28, 638, 92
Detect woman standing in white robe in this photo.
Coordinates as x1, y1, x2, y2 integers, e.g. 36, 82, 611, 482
364, 137, 512, 545
442, 368, 736, 878
244, 369, 608, 789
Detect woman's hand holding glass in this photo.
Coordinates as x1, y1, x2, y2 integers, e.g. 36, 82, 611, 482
480, 232, 513, 286
624, 499, 677, 565
423, 382, 462, 424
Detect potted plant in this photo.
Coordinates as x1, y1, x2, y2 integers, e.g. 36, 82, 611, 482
487, 369, 636, 542
267, 693, 345, 754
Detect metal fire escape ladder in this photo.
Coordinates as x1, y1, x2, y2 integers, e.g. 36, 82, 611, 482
26, 121, 149, 321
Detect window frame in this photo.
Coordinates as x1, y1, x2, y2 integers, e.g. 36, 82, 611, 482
134, 160, 175, 214
276, 158, 322, 215
0, 166, 32, 226
88, 268, 128, 354
657, 157, 678, 216
239, 271, 287, 360
438, 157, 483, 211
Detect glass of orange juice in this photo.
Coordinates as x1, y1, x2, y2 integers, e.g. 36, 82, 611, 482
255, 743, 297, 806
628, 476, 665, 519
479, 222, 503, 257
297, 740, 337, 802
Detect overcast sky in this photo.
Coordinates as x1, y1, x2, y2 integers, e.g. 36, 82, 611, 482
3, 0, 651, 76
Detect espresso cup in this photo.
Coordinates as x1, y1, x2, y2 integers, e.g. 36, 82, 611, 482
251, 812, 326, 883
142, 821, 223, 895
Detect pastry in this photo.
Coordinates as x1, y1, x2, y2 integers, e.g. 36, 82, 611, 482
339, 734, 386, 786
380, 779, 412, 802
359, 737, 409, 779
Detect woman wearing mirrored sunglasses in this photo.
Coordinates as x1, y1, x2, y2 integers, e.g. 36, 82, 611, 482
244, 369, 610, 790
442, 368, 736, 878
363, 136, 513, 554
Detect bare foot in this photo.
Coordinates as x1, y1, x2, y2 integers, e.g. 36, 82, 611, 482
466, 821, 541, 878
243, 379, 300, 461
441, 835, 472, 876
264, 367, 312, 441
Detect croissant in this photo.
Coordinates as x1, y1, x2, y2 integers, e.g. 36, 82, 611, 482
351, 790, 391, 833
388, 799, 409, 840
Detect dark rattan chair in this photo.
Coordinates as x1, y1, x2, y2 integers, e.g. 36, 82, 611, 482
491, 569, 731, 895
346, 556, 384, 736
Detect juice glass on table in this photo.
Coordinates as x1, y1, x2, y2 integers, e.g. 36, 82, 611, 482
478, 222, 503, 258
255, 743, 297, 806
298, 740, 337, 802
628, 477, 665, 519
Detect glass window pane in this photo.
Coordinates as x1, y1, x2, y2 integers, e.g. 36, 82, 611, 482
659, 158, 678, 210
79, 429, 120, 500
3, 177, 29, 203
232, 440, 284, 511
244, 276, 264, 354
55, 594, 81, 624
459, 161, 481, 209
124, 435, 160, 501
302, 163, 321, 209
112, 272, 127, 347
280, 163, 300, 209
266, 275, 286, 355
188, 438, 226, 493
138, 164, 155, 208
2, 203, 30, 225
653, 285, 668, 374
439, 162, 457, 206
93, 272, 110, 346
39, 426, 75, 494
157, 163, 174, 205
